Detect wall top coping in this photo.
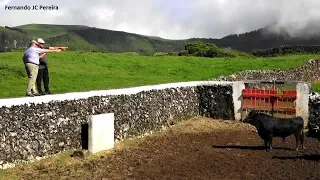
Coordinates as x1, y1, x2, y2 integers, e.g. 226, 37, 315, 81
0, 80, 238, 108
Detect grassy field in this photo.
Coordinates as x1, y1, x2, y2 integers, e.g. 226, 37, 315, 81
0, 51, 319, 98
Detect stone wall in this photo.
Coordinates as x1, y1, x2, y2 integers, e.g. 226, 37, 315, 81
0, 81, 238, 169
212, 59, 320, 85
309, 92, 320, 126
198, 85, 234, 120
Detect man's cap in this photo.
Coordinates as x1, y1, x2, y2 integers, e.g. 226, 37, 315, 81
37, 38, 45, 44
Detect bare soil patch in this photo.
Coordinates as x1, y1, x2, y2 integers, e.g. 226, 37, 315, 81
2, 117, 320, 180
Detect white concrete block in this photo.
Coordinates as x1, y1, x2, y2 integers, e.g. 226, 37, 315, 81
88, 113, 114, 153
232, 81, 246, 121
296, 83, 310, 128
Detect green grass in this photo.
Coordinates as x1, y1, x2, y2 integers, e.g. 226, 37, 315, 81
312, 80, 320, 92
0, 52, 319, 98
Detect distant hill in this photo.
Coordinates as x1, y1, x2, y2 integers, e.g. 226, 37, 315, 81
16, 24, 90, 39
0, 26, 29, 51
217, 28, 320, 52
1, 23, 320, 53
1, 24, 194, 54
45, 32, 99, 51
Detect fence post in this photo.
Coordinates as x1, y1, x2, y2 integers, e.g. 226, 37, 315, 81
296, 83, 310, 128
232, 81, 246, 120
88, 113, 114, 153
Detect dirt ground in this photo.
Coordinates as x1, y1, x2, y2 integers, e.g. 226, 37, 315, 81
2, 117, 320, 180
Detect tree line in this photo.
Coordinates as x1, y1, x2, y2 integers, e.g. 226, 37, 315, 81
252, 45, 320, 57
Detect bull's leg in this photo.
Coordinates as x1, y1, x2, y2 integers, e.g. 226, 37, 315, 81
294, 132, 300, 151
264, 140, 268, 151
269, 137, 273, 151
282, 137, 286, 143
300, 130, 305, 150
267, 135, 273, 152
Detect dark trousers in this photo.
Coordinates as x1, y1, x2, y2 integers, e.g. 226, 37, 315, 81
36, 67, 50, 93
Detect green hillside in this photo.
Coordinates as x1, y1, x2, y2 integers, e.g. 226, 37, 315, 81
16, 24, 89, 39
0, 24, 264, 54
61, 27, 189, 54
46, 33, 98, 51
0, 24, 190, 53
71, 28, 155, 53
0, 26, 30, 51
2, 23, 320, 54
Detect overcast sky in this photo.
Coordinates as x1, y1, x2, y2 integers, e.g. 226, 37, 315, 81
0, 0, 319, 39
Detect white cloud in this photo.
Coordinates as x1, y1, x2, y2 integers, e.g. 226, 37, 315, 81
0, 0, 319, 39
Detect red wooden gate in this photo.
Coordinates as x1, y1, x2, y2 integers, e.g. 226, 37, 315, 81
241, 82, 297, 119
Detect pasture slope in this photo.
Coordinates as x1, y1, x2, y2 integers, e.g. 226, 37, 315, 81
1, 117, 320, 179
0, 51, 319, 98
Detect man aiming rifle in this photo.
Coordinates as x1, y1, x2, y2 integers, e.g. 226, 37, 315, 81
23, 40, 62, 97
36, 38, 68, 95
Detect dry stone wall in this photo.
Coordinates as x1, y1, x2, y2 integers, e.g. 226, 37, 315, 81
198, 85, 234, 119
0, 83, 235, 168
210, 59, 319, 90
212, 59, 320, 84
309, 92, 320, 126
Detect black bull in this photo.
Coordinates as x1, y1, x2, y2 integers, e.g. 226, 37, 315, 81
241, 110, 304, 151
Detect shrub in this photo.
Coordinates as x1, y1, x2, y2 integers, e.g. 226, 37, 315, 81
179, 41, 249, 58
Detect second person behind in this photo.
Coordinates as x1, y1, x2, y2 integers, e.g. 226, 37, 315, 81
36, 38, 68, 95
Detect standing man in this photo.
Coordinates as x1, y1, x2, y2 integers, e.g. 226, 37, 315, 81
36, 38, 68, 95
23, 40, 62, 97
